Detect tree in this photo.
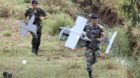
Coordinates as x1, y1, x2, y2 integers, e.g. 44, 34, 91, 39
121, 1, 140, 77
120, 0, 140, 27
121, 0, 140, 55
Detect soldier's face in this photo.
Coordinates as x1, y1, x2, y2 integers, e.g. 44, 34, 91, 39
32, 3, 38, 9
92, 19, 98, 25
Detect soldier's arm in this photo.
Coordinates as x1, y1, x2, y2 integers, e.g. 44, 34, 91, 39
24, 9, 30, 23
97, 28, 105, 41
100, 31, 105, 40
24, 16, 29, 23
40, 9, 47, 20
99, 30, 107, 59
82, 24, 92, 42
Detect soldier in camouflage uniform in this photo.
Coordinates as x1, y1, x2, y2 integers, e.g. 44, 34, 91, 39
25, 0, 47, 55
84, 14, 104, 78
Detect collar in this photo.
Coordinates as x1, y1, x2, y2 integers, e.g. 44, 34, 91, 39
89, 23, 99, 29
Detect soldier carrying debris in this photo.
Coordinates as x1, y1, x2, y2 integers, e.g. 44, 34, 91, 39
25, 0, 47, 55
84, 14, 105, 78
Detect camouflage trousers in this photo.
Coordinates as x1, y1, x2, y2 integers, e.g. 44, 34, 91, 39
84, 48, 100, 71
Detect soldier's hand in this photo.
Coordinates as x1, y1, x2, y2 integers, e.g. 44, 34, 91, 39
97, 38, 102, 42
40, 16, 44, 20
100, 53, 107, 59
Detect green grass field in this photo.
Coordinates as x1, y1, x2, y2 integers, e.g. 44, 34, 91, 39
0, 24, 128, 78
0, 0, 130, 77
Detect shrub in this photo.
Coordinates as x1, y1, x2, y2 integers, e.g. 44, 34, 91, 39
45, 5, 62, 14
3, 31, 12, 37
110, 27, 129, 57
0, 0, 24, 18
23, 0, 30, 3
16, 0, 30, 3
71, 0, 77, 3
13, 5, 27, 18
0, 4, 12, 18
132, 59, 140, 78
42, 0, 78, 14
43, 13, 74, 35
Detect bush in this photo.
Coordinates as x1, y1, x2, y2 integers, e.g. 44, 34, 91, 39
3, 31, 12, 37
132, 59, 140, 78
42, 0, 78, 14
108, 27, 140, 78
71, 0, 77, 3
110, 27, 129, 57
16, 0, 30, 3
23, 0, 30, 3
126, 58, 140, 78
43, 13, 74, 35
13, 5, 27, 18
45, 5, 62, 14
0, 0, 25, 18
0, 4, 12, 18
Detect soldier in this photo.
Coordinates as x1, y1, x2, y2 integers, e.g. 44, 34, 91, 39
25, 0, 47, 55
84, 14, 104, 78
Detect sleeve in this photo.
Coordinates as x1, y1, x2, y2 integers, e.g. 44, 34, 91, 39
41, 9, 47, 17
101, 28, 104, 33
85, 26, 91, 33
25, 9, 30, 17
84, 24, 90, 32
98, 24, 104, 33
100, 28, 104, 37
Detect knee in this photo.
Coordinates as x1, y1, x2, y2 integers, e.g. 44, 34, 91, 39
86, 57, 96, 64
87, 66, 92, 71
32, 38, 37, 41
95, 50, 100, 57
37, 33, 41, 39
32, 34, 38, 38
86, 63, 93, 71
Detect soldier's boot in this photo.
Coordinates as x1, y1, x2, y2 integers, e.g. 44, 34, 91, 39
32, 38, 37, 53
35, 31, 41, 55
35, 48, 38, 55
89, 76, 93, 78
88, 70, 93, 78
32, 48, 36, 53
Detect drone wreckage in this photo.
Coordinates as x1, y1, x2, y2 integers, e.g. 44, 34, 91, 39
58, 16, 118, 54
18, 15, 117, 54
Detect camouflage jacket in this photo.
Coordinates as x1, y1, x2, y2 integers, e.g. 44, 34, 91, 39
25, 8, 47, 26
84, 24, 104, 51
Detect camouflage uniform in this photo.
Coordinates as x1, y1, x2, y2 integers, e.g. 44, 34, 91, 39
25, 8, 47, 54
84, 24, 104, 78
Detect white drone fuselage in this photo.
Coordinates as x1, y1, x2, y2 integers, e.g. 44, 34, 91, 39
59, 16, 117, 54
19, 15, 37, 37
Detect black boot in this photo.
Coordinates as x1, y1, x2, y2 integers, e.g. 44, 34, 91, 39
32, 48, 36, 53
88, 70, 93, 78
32, 48, 38, 55
35, 50, 38, 55
32, 38, 37, 54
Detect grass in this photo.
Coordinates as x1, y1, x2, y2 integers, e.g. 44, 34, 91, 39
0, 23, 128, 78
43, 13, 74, 35
2, 31, 13, 37
0, 56, 128, 78
0, 0, 130, 77
107, 27, 129, 57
